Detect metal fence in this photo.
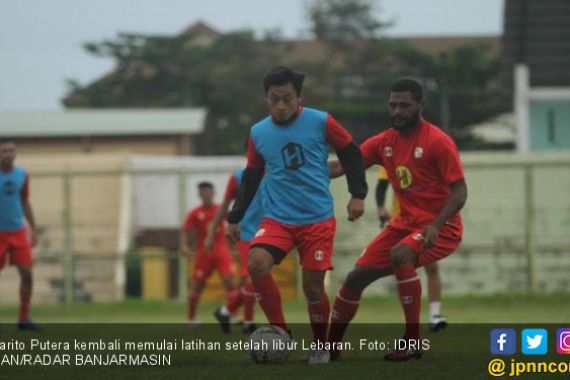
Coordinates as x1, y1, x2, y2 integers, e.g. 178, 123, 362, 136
2, 152, 569, 305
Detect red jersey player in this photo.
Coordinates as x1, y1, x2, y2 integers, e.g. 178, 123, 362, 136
179, 182, 236, 325
0, 140, 39, 330
328, 78, 467, 361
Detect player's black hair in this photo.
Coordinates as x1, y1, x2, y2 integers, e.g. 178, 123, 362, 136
263, 66, 305, 95
391, 78, 424, 102
197, 181, 214, 190
0, 139, 15, 147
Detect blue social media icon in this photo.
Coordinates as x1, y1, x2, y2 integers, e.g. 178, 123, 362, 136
522, 329, 548, 355
491, 329, 516, 355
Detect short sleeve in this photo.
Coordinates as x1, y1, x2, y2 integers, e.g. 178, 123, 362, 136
224, 175, 238, 201
325, 114, 353, 150
359, 135, 383, 167
435, 136, 464, 185
246, 136, 264, 169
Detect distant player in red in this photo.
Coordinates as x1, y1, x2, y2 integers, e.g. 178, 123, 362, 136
206, 169, 261, 334
0, 140, 39, 330
179, 182, 236, 324
328, 79, 467, 361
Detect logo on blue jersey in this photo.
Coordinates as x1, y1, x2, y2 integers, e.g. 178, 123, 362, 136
281, 143, 305, 170
2, 180, 15, 195
490, 329, 516, 355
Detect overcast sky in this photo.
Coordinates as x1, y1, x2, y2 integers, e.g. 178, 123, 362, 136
0, 0, 504, 110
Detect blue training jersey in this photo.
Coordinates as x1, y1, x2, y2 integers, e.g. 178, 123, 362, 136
234, 169, 264, 242
0, 166, 28, 231
249, 107, 334, 225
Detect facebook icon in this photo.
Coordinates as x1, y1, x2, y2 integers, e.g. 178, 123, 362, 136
491, 329, 517, 355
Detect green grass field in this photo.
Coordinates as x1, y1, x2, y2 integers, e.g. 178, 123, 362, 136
1, 294, 569, 380
2, 293, 570, 323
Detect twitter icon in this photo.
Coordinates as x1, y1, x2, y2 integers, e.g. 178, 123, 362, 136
522, 329, 548, 355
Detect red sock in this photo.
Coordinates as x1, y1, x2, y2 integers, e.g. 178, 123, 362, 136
19, 298, 31, 321
226, 289, 242, 314
251, 274, 287, 331
188, 290, 200, 320
308, 293, 330, 343
394, 265, 422, 340
328, 285, 362, 350
242, 282, 256, 322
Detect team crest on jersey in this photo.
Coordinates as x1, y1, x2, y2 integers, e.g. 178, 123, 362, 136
197, 213, 205, 221
255, 228, 266, 238
384, 146, 393, 157
2, 180, 15, 195
412, 233, 426, 241
314, 250, 324, 262
414, 147, 424, 158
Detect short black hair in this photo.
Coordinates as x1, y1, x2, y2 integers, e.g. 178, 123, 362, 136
0, 140, 15, 147
391, 78, 423, 102
263, 66, 305, 95
198, 181, 214, 190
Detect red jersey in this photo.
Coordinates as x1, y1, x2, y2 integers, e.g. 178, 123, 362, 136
183, 204, 228, 254
360, 119, 464, 229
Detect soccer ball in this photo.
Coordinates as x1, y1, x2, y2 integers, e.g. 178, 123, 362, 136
248, 325, 291, 364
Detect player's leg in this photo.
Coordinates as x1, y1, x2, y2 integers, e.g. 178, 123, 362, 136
390, 241, 422, 342
236, 240, 256, 332
16, 265, 41, 331
425, 262, 447, 331
248, 218, 294, 332
188, 254, 212, 323
384, 225, 461, 361
219, 241, 249, 319
328, 225, 405, 360
248, 246, 287, 330
213, 253, 237, 334
9, 230, 38, 330
295, 218, 337, 344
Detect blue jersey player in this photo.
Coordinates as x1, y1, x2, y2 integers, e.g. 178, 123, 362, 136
226, 67, 368, 364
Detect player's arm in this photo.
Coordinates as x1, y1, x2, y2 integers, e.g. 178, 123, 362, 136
422, 138, 468, 249
180, 214, 196, 257
325, 115, 368, 221
375, 175, 391, 228
21, 174, 38, 247
226, 138, 264, 242
205, 175, 237, 250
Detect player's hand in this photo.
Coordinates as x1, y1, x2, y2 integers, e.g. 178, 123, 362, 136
226, 223, 241, 243
377, 206, 391, 228
180, 245, 191, 257
29, 228, 39, 247
347, 198, 365, 222
204, 233, 214, 252
421, 225, 439, 250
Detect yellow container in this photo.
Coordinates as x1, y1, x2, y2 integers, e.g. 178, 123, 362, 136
141, 247, 169, 300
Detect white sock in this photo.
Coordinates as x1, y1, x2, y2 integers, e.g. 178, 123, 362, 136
430, 301, 441, 318
220, 306, 230, 316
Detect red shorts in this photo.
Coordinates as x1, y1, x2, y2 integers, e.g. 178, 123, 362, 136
235, 240, 250, 278
250, 217, 336, 271
0, 228, 33, 270
356, 222, 462, 271
192, 249, 236, 282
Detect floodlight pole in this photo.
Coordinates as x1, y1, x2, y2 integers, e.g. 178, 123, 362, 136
62, 171, 74, 304
178, 170, 188, 301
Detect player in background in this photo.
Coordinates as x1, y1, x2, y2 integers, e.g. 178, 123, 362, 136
0, 141, 39, 330
376, 167, 448, 331
226, 66, 367, 364
206, 169, 262, 334
179, 182, 237, 325
328, 79, 467, 361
